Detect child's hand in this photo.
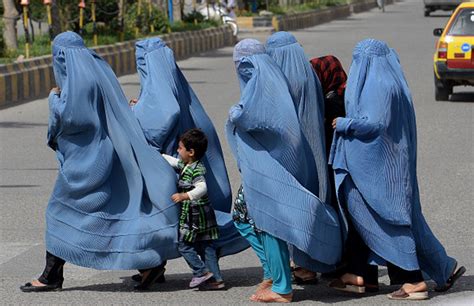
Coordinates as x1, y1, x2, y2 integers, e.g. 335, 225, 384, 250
51, 87, 61, 94
171, 193, 189, 203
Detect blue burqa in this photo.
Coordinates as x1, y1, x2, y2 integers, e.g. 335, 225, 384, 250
227, 39, 343, 271
46, 32, 179, 270
330, 39, 455, 285
132, 37, 248, 256
265, 32, 330, 205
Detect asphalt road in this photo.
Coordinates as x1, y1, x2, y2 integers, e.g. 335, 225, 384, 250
1, 0, 473, 304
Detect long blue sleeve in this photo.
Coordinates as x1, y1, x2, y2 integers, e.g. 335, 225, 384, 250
336, 117, 383, 140
47, 91, 64, 150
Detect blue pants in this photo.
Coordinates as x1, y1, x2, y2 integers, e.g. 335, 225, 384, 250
178, 240, 222, 281
260, 232, 292, 294
234, 221, 272, 280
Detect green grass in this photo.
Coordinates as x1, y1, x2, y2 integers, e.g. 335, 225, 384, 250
269, 0, 348, 15
170, 20, 220, 32
0, 21, 221, 64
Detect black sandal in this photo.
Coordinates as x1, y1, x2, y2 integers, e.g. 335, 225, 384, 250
292, 267, 318, 285
134, 266, 166, 290
20, 281, 62, 292
435, 265, 466, 292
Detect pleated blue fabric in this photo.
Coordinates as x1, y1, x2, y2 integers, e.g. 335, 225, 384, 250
330, 39, 455, 285
265, 32, 330, 204
46, 32, 180, 270
227, 39, 343, 270
132, 37, 248, 256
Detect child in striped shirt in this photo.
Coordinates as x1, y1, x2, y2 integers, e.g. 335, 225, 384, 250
162, 128, 224, 290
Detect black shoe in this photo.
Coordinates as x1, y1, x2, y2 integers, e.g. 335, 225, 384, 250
20, 281, 62, 292
134, 267, 166, 290
131, 273, 165, 283
131, 273, 142, 282
435, 265, 466, 292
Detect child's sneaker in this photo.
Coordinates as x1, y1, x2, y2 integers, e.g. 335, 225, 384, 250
199, 279, 226, 291
189, 272, 213, 288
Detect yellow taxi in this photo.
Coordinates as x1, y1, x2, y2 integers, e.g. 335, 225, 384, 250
433, 2, 474, 101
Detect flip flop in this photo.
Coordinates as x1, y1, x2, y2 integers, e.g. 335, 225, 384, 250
134, 266, 166, 290
435, 264, 466, 292
293, 269, 318, 285
387, 288, 428, 300
294, 275, 319, 285
329, 278, 365, 293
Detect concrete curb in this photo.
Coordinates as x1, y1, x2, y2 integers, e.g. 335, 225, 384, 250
273, 5, 351, 32
0, 25, 236, 107
237, 0, 398, 32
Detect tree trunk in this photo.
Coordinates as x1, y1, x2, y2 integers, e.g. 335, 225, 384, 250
3, 0, 19, 50
51, 0, 62, 37
118, 0, 125, 40
172, 0, 182, 21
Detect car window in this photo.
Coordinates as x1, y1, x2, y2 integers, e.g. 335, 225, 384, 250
448, 9, 474, 36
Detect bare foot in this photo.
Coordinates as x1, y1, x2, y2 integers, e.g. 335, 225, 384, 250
256, 279, 272, 294
340, 273, 364, 286
250, 288, 293, 303
293, 268, 317, 281
30, 280, 46, 287
399, 282, 428, 293
388, 282, 429, 300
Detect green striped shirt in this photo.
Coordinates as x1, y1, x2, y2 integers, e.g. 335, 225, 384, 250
177, 160, 219, 242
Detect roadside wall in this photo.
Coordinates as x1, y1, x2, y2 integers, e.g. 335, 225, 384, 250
0, 26, 236, 107
0, 0, 399, 107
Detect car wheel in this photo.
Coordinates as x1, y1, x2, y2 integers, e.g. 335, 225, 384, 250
434, 78, 451, 101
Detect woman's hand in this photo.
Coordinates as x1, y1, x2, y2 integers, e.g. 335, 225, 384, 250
51, 87, 61, 94
129, 98, 138, 106
332, 118, 338, 129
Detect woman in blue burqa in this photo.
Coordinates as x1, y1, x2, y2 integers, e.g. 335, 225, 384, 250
20, 31, 181, 292
265, 31, 329, 206
329, 39, 465, 300
265, 31, 343, 284
227, 38, 343, 303
130, 37, 249, 287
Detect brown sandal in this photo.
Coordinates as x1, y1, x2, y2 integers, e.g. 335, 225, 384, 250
387, 288, 428, 300
329, 278, 365, 293
293, 268, 318, 285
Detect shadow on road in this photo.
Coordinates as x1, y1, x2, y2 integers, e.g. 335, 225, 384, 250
120, 82, 140, 86
64, 267, 263, 293
181, 67, 212, 71
426, 13, 453, 18
0, 121, 47, 128
60, 267, 473, 303
197, 50, 233, 59
450, 92, 474, 103
0, 184, 41, 188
